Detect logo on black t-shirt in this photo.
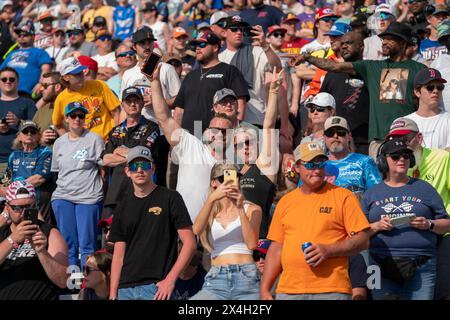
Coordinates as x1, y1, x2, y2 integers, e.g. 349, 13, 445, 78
148, 207, 162, 215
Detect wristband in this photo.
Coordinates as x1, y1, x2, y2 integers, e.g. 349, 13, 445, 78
7, 236, 19, 249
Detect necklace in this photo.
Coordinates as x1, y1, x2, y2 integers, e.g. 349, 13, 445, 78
200, 64, 217, 80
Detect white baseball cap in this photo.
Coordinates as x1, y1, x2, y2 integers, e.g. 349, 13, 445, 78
375, 4, 394, 16
59, 57, 87, 76
210, 11, 229, 25
306, 92, 336, 109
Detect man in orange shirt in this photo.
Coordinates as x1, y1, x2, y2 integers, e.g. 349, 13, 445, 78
260, 141, 371, 300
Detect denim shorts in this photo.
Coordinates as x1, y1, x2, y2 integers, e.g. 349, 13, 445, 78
118, 283, 158, 300
190, 263, 260, 300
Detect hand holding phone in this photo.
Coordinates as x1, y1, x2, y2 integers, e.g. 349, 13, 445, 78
23, 208, 39, 226
141, 52, 162, 81
223, 169, 238, 186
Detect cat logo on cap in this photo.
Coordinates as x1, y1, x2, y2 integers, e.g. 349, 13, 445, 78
148, 207, 162, 215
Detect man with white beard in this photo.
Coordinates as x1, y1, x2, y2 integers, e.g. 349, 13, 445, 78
323, 116, 381, 199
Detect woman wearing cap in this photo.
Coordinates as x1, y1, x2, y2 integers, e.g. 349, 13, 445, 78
6, 121, 53, 223
300, 92, 336, 150
361, 139, 450, 300
190, 163, 262, 300
51, 102, 104, 269
78, 250, 112, 300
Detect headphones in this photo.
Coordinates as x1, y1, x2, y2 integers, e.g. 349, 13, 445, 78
375, 139, 416, 175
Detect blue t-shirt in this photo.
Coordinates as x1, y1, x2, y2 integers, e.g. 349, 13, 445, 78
419, 38, 447, 62
8, 146, 52, 181
0, 47, 52, 94
361, 178, 449, 258
157, 1, 169, 22
239, 5, 284, 32
113, 5, 136, 41
0, 97, 36, 163
326, 153, 382, 196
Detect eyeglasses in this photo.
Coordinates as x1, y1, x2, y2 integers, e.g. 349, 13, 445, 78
129, 161, 152, 172
320, 17, 337, 23
228, 26, 244, 33
324, 128, 348, 138
97, 35, 112, 42
68, 112, 86, 119
301, 161, 327, 170
308, 106, 328, 113
40, 82, 58, 89
194, 42, 209, 49
235, 139, 256, 149
388, 152, 411, 161
67, 30, 82, 37
21, 128, 38, 135
1, 77, 16, 83
424, 83, 445, 92
7, 204, 34, 213
116, 50, 135, 58
272, 31, 285, 38
84, 266, 101, 275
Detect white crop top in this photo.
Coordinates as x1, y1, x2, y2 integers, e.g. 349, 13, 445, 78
209, 204, 253, 258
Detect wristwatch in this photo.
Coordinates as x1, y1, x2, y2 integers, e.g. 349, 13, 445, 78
7, 236, 19, 249
428, 219, 435, 231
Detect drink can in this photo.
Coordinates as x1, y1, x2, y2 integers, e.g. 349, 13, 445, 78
302, 242, 312, 253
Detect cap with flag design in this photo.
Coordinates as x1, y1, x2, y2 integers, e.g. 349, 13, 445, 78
5, 181, 36, 202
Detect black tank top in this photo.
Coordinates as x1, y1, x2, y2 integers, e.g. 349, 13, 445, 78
240, 164, 276, 238
0, 221, 60, 300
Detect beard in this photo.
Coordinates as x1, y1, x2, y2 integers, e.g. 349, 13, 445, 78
329, 142, 345, 153
411, 146, 422, 171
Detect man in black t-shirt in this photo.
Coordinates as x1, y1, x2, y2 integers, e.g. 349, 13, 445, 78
174, 30, 249, 135
0, 181, 68, 300
320, 31, 370, 154
109, 146, 196, 300
102, 87, 169, 218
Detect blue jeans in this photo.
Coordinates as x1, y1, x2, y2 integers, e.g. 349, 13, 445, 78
190, 263, 260, 300
370, 255, 436, 300
52, 199, 102, 268
118, 283, 159, 300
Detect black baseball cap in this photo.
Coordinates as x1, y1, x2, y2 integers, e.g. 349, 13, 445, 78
190, 30, 221, 46
142, 2, 157, 12
379, 22, 412, 42
350, 13, 367, 27
122, 86, 144, 101
413, 68, 447, 87
93, 16, 107, 26
224, 15, 249, 29
132, 26, 156, 43
381, 139, 413, 155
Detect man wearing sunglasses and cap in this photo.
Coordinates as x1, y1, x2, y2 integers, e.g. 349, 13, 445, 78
109, 146, 196, 300
0, 181, 69, 300
363, 4, 395, 61
261, 141, 370, 300
64, 24, 98, 59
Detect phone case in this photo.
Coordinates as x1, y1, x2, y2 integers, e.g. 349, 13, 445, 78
223, 169, 238, 185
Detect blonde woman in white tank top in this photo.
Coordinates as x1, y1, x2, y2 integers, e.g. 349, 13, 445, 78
190, 163, 262, 300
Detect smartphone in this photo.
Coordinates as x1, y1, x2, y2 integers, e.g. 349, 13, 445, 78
1, 118, 7, 124
223, 169, 238, 186
23, 208, 39, 225
390, 214, 416, 227
141, 52, 161, 80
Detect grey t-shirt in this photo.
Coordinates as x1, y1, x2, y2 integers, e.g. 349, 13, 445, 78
64, 41, 98, 59
51, 130, 104, 204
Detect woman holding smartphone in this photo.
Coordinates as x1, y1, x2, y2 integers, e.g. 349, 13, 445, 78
190, 163, 262, 300
361, 139, 450, 300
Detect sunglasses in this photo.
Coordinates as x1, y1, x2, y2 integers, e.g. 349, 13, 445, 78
235, 139, 256, 149
228, 26, 244, 33
272, 31, 285, 38
216, 21, 227, 28
424, 83, 445, 92
194, 42, 209, 49
379, 12, 394, 20
98, 35, 112, 42
8, 204, 34, 212
308, 106, 328, 113
84, 266, 101, 275
54, 32, 65, 37
208, 127, 228, 135
68, 30, 82, 37
408, 0, 425, 3
302, 161, 327, 170
388, 152, 411, 161
1, 77, 16, 83
18, 33, 31, 38
22, 128, 38, 135
116, 50, 135, 58
320, 17, 337, 23
336, 0, 349, 3
129, 161, 152, 172
68, 112, 86, 119
41, 19, 53, 23
324, 128, 348, 138
40, 82, 58, 89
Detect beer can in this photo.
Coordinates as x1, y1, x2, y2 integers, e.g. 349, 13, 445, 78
302, 242, 312, 253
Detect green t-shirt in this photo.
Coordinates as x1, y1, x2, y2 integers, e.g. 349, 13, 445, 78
409, 148, 450, 214
352, 59, 426, 141
32, 103, 53, 133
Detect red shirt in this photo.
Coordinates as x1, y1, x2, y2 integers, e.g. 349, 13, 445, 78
281, 37, 310, 55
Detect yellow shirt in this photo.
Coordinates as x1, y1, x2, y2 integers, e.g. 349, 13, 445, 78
81, 6, 114, 42
52, 80, 120, 140
268, 183, 370, 295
